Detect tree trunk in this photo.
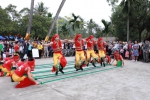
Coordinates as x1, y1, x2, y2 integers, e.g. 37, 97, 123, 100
127, 17, 129, 41
25, 0, 34, 40
45, 0, 66, 41
138, 29, 142, 42
106, 34, 108, 41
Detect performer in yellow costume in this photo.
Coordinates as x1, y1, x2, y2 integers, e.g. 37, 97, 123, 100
74, 34, 86, 71
97, 37, 106, 67
86, 35, 98, 67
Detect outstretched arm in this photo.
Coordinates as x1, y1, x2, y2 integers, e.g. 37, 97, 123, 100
27, 67, 39, 85
110, 59, 115, 65
43, 42, 53, 46
120, 55, 124, 66
60, 39, 68, 43
66, 39, 74, 43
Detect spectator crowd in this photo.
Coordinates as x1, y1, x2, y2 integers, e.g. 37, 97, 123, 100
0, 39, 150, 63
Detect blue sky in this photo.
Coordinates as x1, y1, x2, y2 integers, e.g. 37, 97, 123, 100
1, 0, 114, 27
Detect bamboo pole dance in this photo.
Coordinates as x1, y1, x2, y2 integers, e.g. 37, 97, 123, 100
0, 34, 124, 88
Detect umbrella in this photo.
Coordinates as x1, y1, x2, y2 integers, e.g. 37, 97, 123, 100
0, 36, 5, 40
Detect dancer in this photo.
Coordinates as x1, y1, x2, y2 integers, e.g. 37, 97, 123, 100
97, 37, 106, 67
1, 54, 20, 76
1, 55, 20, 76
111, 51, 124, 67
86, 35, 98, 67
105, 55, 111, 65
0, 61, 3, 76
16, 58, 26, 68
74, 33, 87, 71
12, 58, 39, 88
46, 34, 67, 75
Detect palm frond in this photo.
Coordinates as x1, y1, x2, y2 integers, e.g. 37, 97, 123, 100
69, 19, 75, 23
101, 19, 107, 27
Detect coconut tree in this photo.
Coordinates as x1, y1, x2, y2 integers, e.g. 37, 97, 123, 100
34, 2, 48, 16
120, 0, 136, 41
69, 13, 84, 34
87, 19, 98, 35
25, 0, 34, 40
45, 0, 66, 42
101, 19, 111, 41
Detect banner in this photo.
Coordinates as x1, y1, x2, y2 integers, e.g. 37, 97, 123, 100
32, 49, 39, 58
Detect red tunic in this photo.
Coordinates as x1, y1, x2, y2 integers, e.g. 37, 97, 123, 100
114, 55, 122, 61
52, 40, 62, 53
4, 57, 11, 62
97, 41, 105, 50
87, 40, 95, 50
3, 59, 14, 71
17, 61, 24, 67
14, 44, 19, 52
15, 63, 28, 77
106, 55, 111, 63
75, 40, 84, 51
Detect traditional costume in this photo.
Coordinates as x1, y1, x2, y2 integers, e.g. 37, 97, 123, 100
16, 58, 26, 68
14, 41, 19, 54
113, 51, 124, 67
86, 35, 98, 67
97, 37, 106, 67
11, 58, 37, 88
74, 34, 86, 71
1, 55, 20, 76
51, 34, 67, 75
0, 62, 4, 76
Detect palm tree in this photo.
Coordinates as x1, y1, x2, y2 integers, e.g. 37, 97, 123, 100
45, 0, 66, 42
69, 13, 84, 34
101, 19, 111, 41
25, 0, 34, 40
60, 23, 70, 37
120, 0, 135, 41
87, 19, 98, 35
34, 2, 48, 16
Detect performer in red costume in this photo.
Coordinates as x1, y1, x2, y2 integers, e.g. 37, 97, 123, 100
1, 54, 20, 76
86, 35, 98, 67
105, 55, 111, 65
16, 58, 26, 68
3, 54, 12, 62
0, 61, 4, 76
74, 34, 87, 71
0, 54, 12, 75
14, 41, 19, 54
97, 37, 106, 67
12, 58, 39, 88
45, 34, 67, 75
111, 51, 124, 67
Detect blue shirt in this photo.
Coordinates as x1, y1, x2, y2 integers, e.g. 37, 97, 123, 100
28, 44, 32, 50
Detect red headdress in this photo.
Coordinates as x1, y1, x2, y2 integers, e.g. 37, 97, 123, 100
98, 37, 103, 41
89, 35, 94, 39
86, 35, 94, 41
74, 34, 82, 41
51, 34, 59, 42
13, 55, 20, 62
114, 51, 119, 56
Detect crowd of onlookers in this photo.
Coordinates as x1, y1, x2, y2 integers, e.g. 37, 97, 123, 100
0, 39, 150, 63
